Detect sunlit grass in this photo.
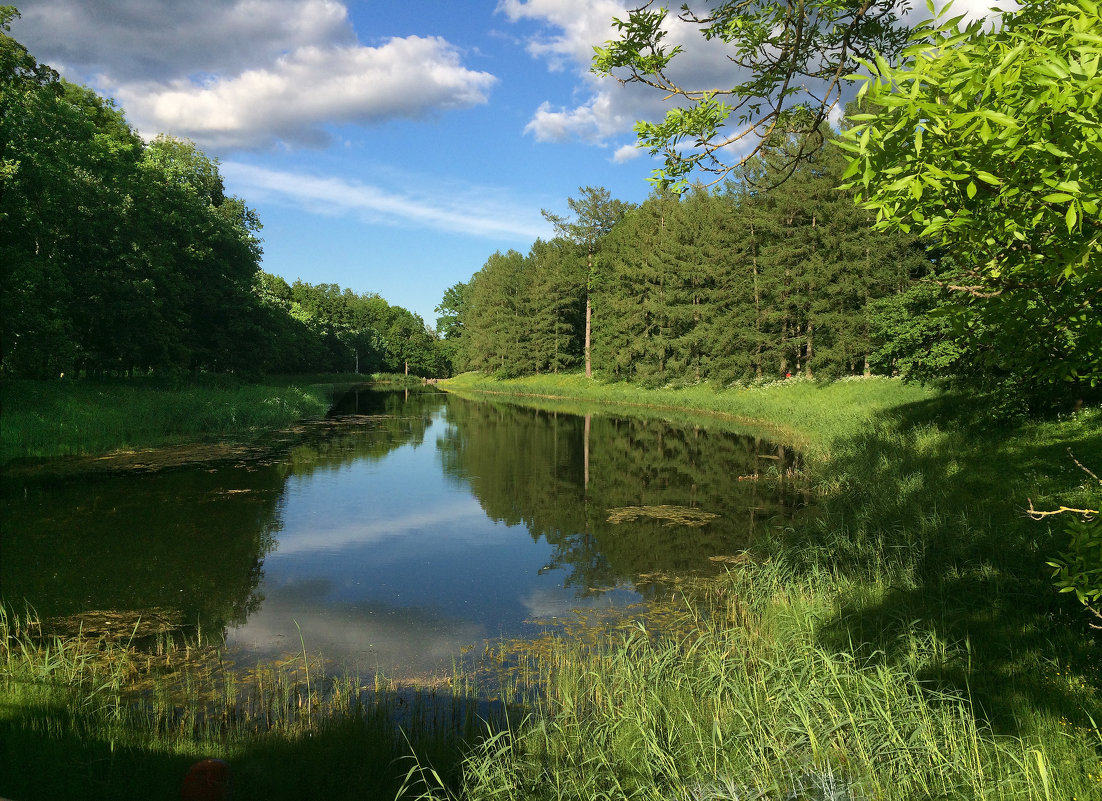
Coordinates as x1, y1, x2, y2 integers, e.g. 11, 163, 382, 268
0, 377, 335, 463
441, 371, 938, 455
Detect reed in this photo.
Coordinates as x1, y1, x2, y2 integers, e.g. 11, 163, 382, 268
0, 606, 488, 800
417, 568, 1100, 800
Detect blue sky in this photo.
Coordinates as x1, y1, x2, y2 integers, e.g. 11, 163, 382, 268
12, 0, 986, 328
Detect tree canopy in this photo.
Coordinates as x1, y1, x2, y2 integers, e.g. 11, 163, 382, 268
0, 14, 451, 379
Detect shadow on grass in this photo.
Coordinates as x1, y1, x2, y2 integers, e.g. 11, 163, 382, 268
772, 392, 1102, 735
0, 684, 508, 801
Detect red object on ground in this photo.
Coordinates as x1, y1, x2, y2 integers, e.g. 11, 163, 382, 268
180, 758, 231, 801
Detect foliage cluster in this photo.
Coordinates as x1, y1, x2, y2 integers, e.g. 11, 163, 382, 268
254, 274, 447, 377
840, 0, 1102, 393
591, 0, 910, 190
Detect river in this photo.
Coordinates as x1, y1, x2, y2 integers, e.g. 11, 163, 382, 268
1, 387, 804, 679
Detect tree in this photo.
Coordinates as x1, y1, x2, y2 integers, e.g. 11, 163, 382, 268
591, 0, 910, 190
542, 187, 632, 378
839, 0, 1102, 394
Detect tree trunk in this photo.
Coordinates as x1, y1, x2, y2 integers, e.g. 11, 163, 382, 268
585, 295, 592, 379
805, 321, 813, 378
583, 413, 591, 493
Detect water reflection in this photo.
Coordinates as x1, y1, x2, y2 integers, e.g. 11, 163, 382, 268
1, 387, 804, 678
438, 398, 804, 598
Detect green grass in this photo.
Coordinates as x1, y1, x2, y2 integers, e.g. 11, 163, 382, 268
0, 375, 347, 464
441, 371, 939, 455
0, 606, 490, 801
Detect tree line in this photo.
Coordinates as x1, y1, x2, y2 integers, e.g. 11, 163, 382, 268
0, 11, 447, 379
439, 140, 934, 388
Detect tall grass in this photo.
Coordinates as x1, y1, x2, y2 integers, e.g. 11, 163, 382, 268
427, 373, 1102, 800
0, 606, 493, 800
0, 377, 334, 463
406, 567, 1063, 799
418, 566, 1100, 800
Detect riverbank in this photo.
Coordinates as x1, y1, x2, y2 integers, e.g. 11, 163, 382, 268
0, 372, 425, 465
431, 372, 1102, 799
440, 372, 936, 456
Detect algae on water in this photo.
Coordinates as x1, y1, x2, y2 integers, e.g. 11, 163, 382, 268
606, 505, 718, 527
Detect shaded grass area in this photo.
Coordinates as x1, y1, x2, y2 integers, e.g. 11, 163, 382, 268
0, 607, 491, 801
0, 374, 397, 464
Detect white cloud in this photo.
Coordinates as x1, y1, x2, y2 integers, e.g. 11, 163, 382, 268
612, 144, 642, 163
17, 0, 354, 82
497, 0, 627, 69
221, 162, 551, 242
14, 1, 497, 151
500, 0, 738, 150
117, 37, 497, 149
524, 93, 632, 144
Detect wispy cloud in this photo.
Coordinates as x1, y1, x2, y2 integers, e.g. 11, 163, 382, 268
267, 499, 501, 557
222, 162, 552, 242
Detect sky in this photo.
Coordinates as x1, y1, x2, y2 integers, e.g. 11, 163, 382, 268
11, 0, 999, 329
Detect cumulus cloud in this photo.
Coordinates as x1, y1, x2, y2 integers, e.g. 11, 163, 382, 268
117, 37, 497, 149
13, 0, 497, 151
221, 162, 551, 241
499, 0, 740, 150
498, 0, 627, 69
612, 144, 642, 163
16, 0, 354, 82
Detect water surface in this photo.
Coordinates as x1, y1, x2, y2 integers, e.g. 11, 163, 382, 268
2, 388, 803, 678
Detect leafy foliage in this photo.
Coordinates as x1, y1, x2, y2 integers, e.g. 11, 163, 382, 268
0, 22, 449, 378
1049, 515, 1102, 608
840, 0, 1102, 392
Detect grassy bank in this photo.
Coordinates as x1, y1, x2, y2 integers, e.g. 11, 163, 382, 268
427, 372, 1102, 799
0, 373, 425, 464
441, 372, 939, 455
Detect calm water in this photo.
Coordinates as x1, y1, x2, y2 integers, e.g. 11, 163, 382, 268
2, 388, 803, 678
